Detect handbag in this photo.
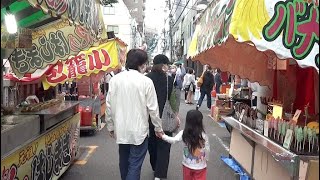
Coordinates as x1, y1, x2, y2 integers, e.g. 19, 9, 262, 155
196, 72, 204, 87
162, 75, 179, 132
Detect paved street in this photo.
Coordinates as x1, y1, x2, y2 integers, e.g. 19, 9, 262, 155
61, 98, 237, 180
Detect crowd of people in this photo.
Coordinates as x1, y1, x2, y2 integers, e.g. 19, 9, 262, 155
105, 49, 230, 180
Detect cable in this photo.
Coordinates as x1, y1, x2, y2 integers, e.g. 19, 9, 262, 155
172, 0, 182, 17
172, 0, 192, 27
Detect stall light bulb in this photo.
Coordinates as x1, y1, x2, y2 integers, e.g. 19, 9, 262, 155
5, 14, 17, 34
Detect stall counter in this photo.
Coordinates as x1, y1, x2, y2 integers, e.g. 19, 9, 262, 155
223, 116, 319, 180
1, 102, 80, 180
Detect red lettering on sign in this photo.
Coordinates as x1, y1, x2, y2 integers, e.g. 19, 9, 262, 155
88, 49, 111, 71
46, 61, 67, 83
65, 54, 88, 78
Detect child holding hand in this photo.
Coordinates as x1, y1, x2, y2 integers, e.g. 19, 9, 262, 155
162, 110, 210, 180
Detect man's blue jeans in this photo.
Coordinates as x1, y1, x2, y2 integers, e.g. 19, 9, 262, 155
197, 90, 212, 109
119, 138, 148, 180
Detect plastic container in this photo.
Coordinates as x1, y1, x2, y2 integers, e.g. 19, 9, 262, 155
81, 106, 93, 126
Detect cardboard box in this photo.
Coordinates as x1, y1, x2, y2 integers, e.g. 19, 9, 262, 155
253, 144, 291, 180
229, 129, 254, 174
215, 99, 230, 108
212, 106, 232, 122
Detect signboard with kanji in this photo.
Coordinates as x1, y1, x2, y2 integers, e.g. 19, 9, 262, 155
42, 40, 121, 90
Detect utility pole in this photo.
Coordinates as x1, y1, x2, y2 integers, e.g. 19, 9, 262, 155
168, 0, 173, 62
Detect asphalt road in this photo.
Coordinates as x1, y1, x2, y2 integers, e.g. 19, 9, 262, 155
60, 97, 237, 180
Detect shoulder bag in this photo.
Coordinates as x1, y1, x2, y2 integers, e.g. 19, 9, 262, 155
162, 75, 179, 132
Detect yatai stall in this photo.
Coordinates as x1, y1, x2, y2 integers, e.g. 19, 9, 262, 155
1, 0, 110, 179
42, 38, 125, 133
188, 0, 319, 179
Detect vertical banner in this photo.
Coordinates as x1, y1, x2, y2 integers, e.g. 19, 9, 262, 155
1, 113, 80, 180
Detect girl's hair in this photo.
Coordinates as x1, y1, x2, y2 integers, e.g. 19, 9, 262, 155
187, 68, 194, 74
182, 110, 205, 154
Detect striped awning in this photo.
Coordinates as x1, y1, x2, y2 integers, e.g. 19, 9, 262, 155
1, 0, 59, 29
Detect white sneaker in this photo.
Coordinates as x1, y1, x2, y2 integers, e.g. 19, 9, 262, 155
155, 178, 161, 180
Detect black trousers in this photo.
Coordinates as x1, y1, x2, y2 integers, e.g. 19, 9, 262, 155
148, 120, 172, 178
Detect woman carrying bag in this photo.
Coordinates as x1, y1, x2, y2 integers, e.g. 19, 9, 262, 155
146, 54, 180, 180
196, 66, 215, 111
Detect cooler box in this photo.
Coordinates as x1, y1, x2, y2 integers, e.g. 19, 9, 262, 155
80, 106, 93, 126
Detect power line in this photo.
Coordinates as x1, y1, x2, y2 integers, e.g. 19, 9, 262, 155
172, 0, 182, 17
172, 0, 193, 28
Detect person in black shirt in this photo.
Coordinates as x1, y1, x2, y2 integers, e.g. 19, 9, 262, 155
196, 66, 214, 111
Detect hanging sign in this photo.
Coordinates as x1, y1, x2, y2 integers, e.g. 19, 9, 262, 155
27, 0, 105, 39
42, 40, 121, 90
196, 0, 236, 53
1, 113, 80, 180
9, 19, 106, 77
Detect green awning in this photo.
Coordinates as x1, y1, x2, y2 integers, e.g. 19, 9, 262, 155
1, 0, 58, 29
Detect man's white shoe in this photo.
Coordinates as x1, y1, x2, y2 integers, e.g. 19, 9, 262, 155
154, 178, 161, 180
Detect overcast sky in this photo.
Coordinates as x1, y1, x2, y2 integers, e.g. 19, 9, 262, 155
145, 0, 167, 31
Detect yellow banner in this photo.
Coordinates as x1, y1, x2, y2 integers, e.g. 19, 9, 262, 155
42, 40, 121, 90
9, 19, 106, 78
1, 113, 80, 180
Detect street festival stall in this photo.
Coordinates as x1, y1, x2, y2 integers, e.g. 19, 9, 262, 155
188, 0, 319, 179
42, 38, 125, 133
0, 0, 112, 179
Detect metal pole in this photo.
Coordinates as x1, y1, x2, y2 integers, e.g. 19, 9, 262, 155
169, 16, 173, 62
169, 0, 173, 62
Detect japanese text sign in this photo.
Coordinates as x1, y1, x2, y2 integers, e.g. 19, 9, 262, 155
42, 40, 120, 90
1, 113, 80, 180
9, 19, 105, 77
27, 0, 105, 39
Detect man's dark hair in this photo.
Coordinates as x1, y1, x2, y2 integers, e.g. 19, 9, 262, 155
125, 49, 148, 70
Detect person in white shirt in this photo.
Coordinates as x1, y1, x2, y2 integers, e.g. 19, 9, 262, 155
106, 49, 164, 180
183, 68, 196, 104
162, 110, 210, 180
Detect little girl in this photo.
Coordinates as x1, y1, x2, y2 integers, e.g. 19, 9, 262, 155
162, 110, 210, 180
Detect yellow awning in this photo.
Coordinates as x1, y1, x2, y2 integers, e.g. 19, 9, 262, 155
187, 25, 200, 58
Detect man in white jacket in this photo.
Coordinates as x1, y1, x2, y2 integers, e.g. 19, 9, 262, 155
106, 49, 164, 180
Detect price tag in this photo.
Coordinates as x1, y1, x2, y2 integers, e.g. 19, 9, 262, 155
239, 109, 245, 122
283, 129, 293, 149
292, 109, 302, 122
264, 121, 269, 137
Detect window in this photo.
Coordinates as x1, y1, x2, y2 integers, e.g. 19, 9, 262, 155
104, 5, 115, 15
107, 25, 119, 34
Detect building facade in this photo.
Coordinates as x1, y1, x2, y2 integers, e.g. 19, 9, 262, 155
102, 1, 142, 49
123, 0, 146, 37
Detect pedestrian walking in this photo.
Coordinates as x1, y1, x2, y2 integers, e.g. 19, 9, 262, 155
169, 65, 182, 113
146, 54, 178, 180
183, 68, 196, 104
162, 110, 210, 180
214, 68, 223, 94
196, 66, 214, 111
106, 49, 164, 180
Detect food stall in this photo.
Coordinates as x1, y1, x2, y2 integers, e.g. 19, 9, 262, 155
188, 0, 319, 179
1, 0, 110, 179
42, 38, 125, 133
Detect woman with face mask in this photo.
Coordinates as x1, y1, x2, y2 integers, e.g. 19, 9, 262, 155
146, 54, 175, 180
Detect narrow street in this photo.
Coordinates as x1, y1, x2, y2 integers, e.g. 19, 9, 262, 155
61, 99, 237, 180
